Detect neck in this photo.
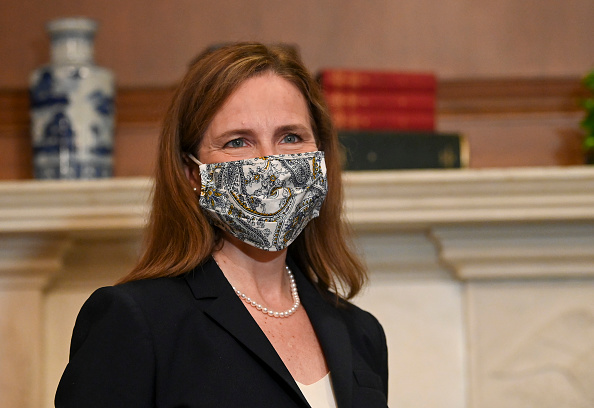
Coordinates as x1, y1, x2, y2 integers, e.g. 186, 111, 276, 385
213, 232, 290, 299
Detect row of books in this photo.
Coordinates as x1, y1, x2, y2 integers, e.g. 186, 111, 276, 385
317, 68, 437, 131
317, 69, 466, 169
338, 130, 467, 170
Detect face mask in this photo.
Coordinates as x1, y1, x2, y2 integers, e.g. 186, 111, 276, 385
187, 151, 328, 251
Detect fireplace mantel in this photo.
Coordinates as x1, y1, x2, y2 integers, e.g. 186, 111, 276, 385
1, 167, 594, 408
2, 165, 594, 233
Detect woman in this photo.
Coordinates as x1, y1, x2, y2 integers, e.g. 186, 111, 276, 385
55, 42, 388, 408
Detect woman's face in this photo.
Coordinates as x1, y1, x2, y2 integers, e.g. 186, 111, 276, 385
197, 72, 318, 164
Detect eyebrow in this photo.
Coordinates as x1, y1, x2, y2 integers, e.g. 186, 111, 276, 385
213, 124, 313, 140
275, 124, 313, 135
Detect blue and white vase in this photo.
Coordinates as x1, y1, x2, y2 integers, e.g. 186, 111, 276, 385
30, 17, 115, 179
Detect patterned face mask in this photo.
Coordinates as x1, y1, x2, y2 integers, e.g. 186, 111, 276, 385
187, 151, 328, 251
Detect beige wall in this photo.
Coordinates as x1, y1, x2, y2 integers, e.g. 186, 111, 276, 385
2, 0, 594, 88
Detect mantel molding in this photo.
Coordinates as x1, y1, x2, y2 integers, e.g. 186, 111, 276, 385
1, 167, 594, 235
0, 178, 152, 234
344, 166, 594, 230
344, 166, 594, 280
1, 167, 594, 282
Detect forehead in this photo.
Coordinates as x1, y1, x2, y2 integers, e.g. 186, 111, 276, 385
208, 72, 312, 130
229, 72, 306, 108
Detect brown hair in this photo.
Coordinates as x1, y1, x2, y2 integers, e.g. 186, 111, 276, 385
119, 42, 367, 299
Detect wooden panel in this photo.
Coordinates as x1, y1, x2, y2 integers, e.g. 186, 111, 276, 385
1, 1, 594, 88
0, 77, 589, 180
113, 123, 160, 177
111, 88, 174, 177
0, 127, 32, 179
116, 87, 175, 124
0, 90, 32, 179
437, 77, 588, 168
438, 112, 584, 168
438, 77, 589, 114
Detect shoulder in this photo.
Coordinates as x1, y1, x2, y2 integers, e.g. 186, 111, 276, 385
68, 276, 197, 364
75, 276, 194, 337
57, 279, 192, 407
92, 274, 192, 312
114, 274, 190, 296
84, 276, 190, 310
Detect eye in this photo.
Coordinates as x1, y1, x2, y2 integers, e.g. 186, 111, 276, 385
281, 134, 301, 144
225, 138, 246, 148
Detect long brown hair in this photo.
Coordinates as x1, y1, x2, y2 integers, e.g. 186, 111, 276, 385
119, 42, 367, 299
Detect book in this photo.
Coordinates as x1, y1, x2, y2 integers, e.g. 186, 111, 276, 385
338, 130, 468, 170
324, 89, 435, 112
332, 110, 435, 131
318, 69, 436, 92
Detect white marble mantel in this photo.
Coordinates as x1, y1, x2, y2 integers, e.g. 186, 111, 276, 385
1, 167, 594, 408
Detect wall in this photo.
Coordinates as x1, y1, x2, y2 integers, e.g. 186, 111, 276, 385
2, 0, 594, 87
1, 1, 593, 180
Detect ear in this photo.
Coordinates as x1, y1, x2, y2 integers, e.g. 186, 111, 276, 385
184, 161, 201, 191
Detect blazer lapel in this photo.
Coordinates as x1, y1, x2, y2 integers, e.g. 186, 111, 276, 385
289, 258, 354, 408
184, 259, 309, 407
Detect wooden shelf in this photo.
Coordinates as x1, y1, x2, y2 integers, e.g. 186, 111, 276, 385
0, 77, 589, 180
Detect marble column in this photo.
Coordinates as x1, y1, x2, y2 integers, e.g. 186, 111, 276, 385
0, 234, 69, 408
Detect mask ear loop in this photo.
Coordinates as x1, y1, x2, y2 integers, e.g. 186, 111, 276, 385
185, 153, 203, 166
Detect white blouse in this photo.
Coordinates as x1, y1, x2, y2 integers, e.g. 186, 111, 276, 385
296, 372, 337, 408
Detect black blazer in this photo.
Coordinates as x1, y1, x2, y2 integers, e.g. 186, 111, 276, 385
55, 257, 389, 407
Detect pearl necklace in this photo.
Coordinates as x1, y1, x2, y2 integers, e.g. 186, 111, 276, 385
232, 266, 300, 318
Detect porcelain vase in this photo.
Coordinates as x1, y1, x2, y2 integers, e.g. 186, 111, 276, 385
30, 17, 115, 179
